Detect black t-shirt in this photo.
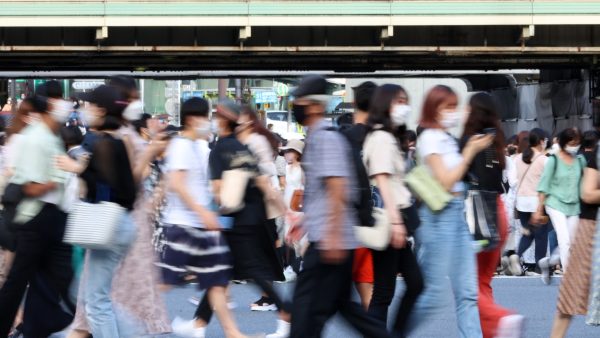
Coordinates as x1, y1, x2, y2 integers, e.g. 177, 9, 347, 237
460, 136, 504, 193
209, 134, 266, 226
81, 132, 136, 210
341, 123, 369, 150
580, 149, 598, 220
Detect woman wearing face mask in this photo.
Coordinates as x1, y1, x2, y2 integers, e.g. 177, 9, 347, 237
405, 85, 493, 338
64, 85, 138, 338
362, 84, 424, 336
511, 128, 551, 277
534, 127, 586, 283
461, 93, 524, 338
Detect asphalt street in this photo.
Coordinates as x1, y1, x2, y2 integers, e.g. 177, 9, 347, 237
51, 275, 599, 337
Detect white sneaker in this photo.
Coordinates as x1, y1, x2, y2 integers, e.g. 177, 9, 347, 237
538, 258, 552, 285
508, 254, 522, 276
266, 319, 291, 338
172, 317, 206, 338
495, 314, 524, 338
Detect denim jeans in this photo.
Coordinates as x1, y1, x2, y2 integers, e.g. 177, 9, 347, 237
406, 198, 483, 338
83, 212, 136, 338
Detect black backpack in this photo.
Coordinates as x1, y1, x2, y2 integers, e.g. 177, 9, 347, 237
331, 126, 375, 227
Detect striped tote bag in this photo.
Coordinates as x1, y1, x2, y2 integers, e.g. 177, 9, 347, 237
64, 201, 126, 250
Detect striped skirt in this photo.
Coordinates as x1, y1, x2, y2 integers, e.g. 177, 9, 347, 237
557, 218, 596, 316
158, 224, 233, 290
588, 216, 600, 325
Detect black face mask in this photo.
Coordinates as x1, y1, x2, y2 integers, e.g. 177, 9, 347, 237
292, 104, 308, 125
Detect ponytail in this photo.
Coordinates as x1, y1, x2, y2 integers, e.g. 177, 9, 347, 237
522, 128, 547, 165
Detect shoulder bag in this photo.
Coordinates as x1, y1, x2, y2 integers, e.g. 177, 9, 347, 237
405, 165, 453, 212
465, 189, 500, 251
64, 201, 126, 250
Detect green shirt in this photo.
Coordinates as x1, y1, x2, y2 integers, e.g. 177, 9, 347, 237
10, 122, 67, 223
537, 154, 586, 216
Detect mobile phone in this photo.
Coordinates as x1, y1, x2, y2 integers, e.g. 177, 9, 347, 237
483, 128, 496, 135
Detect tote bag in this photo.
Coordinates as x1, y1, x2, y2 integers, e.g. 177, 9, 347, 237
353, 207, 391, 251
220, 169, 252, 213
465, 190, 500, 251
64, 201, 126, 250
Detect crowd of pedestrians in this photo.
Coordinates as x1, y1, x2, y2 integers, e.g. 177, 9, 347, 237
0, 75, 599, 338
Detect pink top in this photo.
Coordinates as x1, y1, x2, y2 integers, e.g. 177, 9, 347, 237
515, 151, 547, 198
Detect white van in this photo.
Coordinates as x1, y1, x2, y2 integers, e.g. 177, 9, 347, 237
265, 110, 305, 140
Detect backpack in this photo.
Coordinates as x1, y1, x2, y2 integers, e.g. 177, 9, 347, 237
330, 126, 375, 227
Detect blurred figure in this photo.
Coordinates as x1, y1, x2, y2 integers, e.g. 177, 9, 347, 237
287, 75, 392, 338
69, 85, 138, 338
363, 84, 423, 336
204, 101, 289, 338
405, 129, 418, 172
535, 128, 585, 284
551, 125, 600, 335
159, 97, 245, 338
461, 93, 523, 338
586, 121, 600, 327
344, 81, 377, 309
406, 85, 492, 338
513, 128, 551, 276
0, 90, 74, 337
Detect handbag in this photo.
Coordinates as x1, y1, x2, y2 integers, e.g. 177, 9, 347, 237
465, 190, 500, 251
353, 207, 391, 251
220, 169, 252, 214
0, 183, 24, 251
371, 186, 420, 236
405, 165, 453, 212
64, 201, 126, 250
290, 189, 304, 212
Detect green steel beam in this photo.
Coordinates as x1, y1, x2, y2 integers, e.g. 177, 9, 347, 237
1, 1, 600, 17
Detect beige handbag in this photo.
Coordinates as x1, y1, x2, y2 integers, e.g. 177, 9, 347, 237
353, 207, 392, 251
220, 169, 253, 213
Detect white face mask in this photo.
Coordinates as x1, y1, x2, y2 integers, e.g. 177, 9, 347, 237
122, 100, 144, 122
196, 120, 211, 138
541, 139, 548, 150
565, 145, 581, 156
390, 104, 411, 127
440, 111, 462, 129
550, 143, 560, 154
210, 119, 220, 134
50, 99, 72, 123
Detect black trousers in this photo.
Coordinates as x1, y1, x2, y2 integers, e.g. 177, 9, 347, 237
368, 245, 423, 335
0, 204, 73, 337
290, 245, 392, 338
517, 211, 549, 264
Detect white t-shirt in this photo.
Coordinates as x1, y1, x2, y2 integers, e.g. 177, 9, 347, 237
417, 129, 465, 193
163, 137, 212, 228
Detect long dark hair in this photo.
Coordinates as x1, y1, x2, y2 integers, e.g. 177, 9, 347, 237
522, 128, 546, 164
368, 84, 410, 151
462, 92, 506, 168
557, 127, 581, 150
241, 106, 279, 157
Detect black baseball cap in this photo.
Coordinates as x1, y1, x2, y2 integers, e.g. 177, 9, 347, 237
78, 85, 128, 116
291, 75, 329, 99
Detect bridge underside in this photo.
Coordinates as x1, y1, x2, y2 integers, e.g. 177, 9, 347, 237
0, 25, 598, 71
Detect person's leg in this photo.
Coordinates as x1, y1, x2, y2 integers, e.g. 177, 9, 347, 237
355, 283, 373, 310
392, 247, 424, 336
448, 202, 483, 338
207, 286, 244, 338
546, 206, 571, 269
0, 221, 46, 336
0, 249, 15, 288
517, 212, 534, 257
193, 292, 213, 325
477, 198, 512, 338
533, 223, 550, 264
550, 312, 572, 338
84, 215, 135, 338
290, 245, 320, 338
405, 205, 454, 335
368, 246, 397, 324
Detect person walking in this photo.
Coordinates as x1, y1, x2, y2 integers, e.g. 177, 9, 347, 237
550, 126, 600, 336
512, 128, 551, 276
0, 91, 74, 337
363, 84, 424, 336
405, 85, 492, 338
535, 127, 586, 283
461, 93, 524, 338
287, 75, 392, 338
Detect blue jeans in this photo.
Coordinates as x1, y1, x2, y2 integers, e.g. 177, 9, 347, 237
83, 212, 136, 338
406, 199, 482, 338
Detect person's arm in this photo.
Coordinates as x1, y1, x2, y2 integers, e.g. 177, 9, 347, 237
168, 170, 219, 230
321, 176, 348, 264
374, 174, 407, 248
426, 134, 494, 192
23, 182, 57, 197
133, 134, 168, 183
533, 156, 554, 221
582, 167, 600, 204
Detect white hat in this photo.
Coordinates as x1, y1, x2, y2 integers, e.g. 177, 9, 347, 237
280, 139, 305, 155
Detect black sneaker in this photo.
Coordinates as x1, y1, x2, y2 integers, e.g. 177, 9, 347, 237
250, 296, 277, 311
